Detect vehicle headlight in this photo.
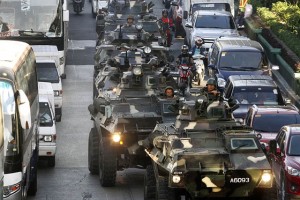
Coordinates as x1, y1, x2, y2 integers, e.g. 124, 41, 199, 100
261, 171, 272, 182
144, 46, 151, 54
112, 132, 121, 143
135, 23, 143, 31
44, 135, 52, 142
54, 90, 60, 96
287, 166, 300, 176
3, 183, 21, 197
172, 175, 181, 183
59, 57, 64, 65
217, 78, 226, 88
133, 67, 142, 75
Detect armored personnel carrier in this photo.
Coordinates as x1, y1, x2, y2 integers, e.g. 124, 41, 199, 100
140, 96, 275, 200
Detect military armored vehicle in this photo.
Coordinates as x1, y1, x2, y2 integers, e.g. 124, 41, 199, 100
140, 96, 275, 199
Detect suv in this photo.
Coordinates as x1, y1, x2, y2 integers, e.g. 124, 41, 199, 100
223, 75, 288, 120
208, 37, 279, 88
184, 10, 239, 49
244, 105, 300, 148
269, 125, 300, 200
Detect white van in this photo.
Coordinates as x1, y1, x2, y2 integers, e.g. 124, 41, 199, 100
32, 45, 66, 79
36, 59, 63, 122
38, 82, 56, 167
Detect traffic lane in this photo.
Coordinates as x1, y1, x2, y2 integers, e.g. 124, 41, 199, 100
68, 1, 97, 40
28, 168, 144, 200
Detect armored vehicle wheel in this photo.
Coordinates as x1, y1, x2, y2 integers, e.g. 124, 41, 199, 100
144, 165, 156, 200
155, 176, 178, 200
99, 137, 117, 187
48, 156, 55, 167
88, 128, 99, 174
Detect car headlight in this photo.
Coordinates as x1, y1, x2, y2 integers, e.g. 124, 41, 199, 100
54, 90, 60, 96
287, 166, 300, 176
261, 171, 272, 182
59, 57, 64, 65
3, 183, 21, 197
144, 46, 151, 54
112, 132, 121, 143
44, 135, 52, 142
133, 67, 142, 75
172, 175, 181, 183
135, 23, 143, 31
217, 78, 226, 88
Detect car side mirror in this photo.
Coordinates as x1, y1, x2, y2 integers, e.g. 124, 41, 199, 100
269, 140, 277, 155
183, 11, 188, 20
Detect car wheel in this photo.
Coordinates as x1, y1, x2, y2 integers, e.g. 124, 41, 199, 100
88, 128, 99, 174
48, 156, 55, 167
144, 165, 156, 200
99, 137, 117, 187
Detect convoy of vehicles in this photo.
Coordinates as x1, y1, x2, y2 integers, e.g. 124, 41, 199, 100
0, 41, 39, 199
1, 0, 300, 199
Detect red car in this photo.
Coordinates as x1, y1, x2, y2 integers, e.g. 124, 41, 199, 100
269, 124, 300, 200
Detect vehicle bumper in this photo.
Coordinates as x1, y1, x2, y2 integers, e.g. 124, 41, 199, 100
39, 145, 56, 156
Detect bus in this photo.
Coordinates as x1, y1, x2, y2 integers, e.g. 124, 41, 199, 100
0, 0, 69, 79
0, 98, 4, 200
0, 41, 39, 199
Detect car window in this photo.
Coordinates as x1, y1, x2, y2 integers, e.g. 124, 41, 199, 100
288, 135, 300, 156
195, 15, 235, 29
252, 114, 300, 133
36, 62, 59, 83
39, 102, 53, 127
232, 89, 278, 105
219, 52, 262, 69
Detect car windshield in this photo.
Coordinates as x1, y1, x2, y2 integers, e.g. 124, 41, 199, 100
36, 62, 59, 83
288, 135, 300, 156
195, 15, 235, 29
233, 89, 279, 105
192, 3, 230, 13
39, 102, 53, 127
253, 114, 300, 132
219, 52, 262, 69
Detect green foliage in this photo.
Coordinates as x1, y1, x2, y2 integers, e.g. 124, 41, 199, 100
257, 2, 300, 59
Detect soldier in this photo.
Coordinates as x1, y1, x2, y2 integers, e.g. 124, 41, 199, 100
164, 86, 175, 98
200, 78, 220, 101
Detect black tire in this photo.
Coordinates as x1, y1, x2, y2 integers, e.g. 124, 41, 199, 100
88, 128, 99, 174
27, 163, 37, 196
144, 165, 156, 200
48, 156, 55, 167
155, 176, 179, 200
99, 137, 117, 187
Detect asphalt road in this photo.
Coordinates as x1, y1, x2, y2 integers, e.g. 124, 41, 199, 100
27, 1, 183, 200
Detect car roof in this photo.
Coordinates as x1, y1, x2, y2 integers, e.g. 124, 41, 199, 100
251, 105, 299, 115
216, 39, 263, 52
229, 75, 276, 87
194, 10, 232, 16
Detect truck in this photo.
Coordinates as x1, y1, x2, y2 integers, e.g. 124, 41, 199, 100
32, 45, 66, 79
38, 82, 56, 167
